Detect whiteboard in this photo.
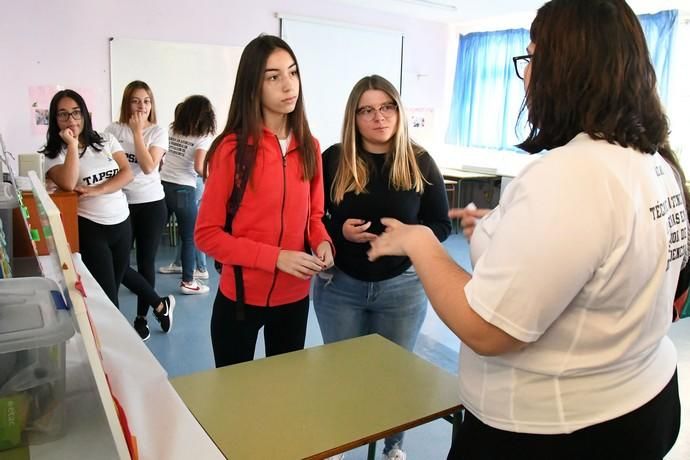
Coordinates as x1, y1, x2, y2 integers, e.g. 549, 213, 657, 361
280, 16, 403, 149
109, 38, 243, 134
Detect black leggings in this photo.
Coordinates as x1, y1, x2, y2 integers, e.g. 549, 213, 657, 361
121, 199, 167, 316
78, 216, 132, 308
448, 370, 681, 460
210, 289, 309, 367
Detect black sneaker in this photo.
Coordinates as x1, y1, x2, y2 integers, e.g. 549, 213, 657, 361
134, 316, 150, 341
153, 295, 175, 333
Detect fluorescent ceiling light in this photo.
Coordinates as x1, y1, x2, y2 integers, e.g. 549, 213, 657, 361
394, 0, 458, 12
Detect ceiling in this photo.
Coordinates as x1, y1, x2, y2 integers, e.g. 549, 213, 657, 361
336, 0, 689, 27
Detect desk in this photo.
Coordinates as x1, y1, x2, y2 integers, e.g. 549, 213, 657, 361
172, 335, 462, 460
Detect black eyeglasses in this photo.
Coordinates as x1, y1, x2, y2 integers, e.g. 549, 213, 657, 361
512, 54, 532, 80
356, 102, 398, 121
56, 109, 83, 122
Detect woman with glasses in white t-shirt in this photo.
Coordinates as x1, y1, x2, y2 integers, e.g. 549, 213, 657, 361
369, 1, 684, 458
106, 81, 174, 341
41, 89, 132, 308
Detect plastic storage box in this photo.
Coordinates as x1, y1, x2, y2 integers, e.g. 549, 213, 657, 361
0, 277, 74, 451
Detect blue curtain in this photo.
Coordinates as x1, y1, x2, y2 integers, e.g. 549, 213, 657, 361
639, 10, 678, 105
446, 10, 678, 151
445, 29, 529, 150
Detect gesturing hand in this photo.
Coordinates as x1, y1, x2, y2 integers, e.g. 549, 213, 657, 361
367, 218, 412, 261
342, 218, 377, 243
449, 205, 491, 240
277, 250, 328, 279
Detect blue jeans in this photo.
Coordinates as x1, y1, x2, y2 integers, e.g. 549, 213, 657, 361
313, 265, 428, 453
173, 177, 207, 271
163, 181, 198, 282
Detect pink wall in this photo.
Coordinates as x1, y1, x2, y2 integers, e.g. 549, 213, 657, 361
0, 0, 450, 156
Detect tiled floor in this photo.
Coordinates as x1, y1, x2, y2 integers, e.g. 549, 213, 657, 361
119, 234, 689, 459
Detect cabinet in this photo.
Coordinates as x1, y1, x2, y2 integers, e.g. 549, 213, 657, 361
12, 191, 79, 256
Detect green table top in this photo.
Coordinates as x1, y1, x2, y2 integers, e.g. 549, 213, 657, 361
171, 334, 462, 459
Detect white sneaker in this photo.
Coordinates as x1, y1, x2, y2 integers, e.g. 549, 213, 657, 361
382, 448, 406, 460
193, 268, 209, 280
159, 262, 182, 274
180, 280, 210, 295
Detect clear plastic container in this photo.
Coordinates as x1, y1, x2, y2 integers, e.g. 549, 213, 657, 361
0, 277, 74, 451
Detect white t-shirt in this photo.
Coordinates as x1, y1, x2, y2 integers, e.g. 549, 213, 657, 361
462, 133, 683, 434
160, 132, 213, 187
44, 133, 130, 225
104, 122, 168, 204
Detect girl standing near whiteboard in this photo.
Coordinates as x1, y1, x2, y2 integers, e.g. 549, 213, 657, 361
41, 89, 133, 308
195, 35, 334, 366
106, 81, 175, 341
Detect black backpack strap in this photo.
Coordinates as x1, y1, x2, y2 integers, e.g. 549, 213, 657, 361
214, 149, 250, 319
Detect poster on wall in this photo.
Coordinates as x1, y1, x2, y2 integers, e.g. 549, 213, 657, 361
29, 86, 97, 137
407, 107, 434, 145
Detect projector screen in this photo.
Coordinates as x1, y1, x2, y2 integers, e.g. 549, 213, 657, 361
280, 16, 404, 149
110, 38, 242, 133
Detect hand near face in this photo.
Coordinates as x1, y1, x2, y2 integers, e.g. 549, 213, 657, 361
342, 218, 378, 243
59, 128, 78, 147
315, 241, 334, 269
128, 111, 147, 132
276, 250, 328, 280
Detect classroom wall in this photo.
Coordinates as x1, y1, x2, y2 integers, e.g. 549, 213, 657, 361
0, 0, 451, 156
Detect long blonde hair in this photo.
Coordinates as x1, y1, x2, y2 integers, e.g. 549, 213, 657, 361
331, 75, 425, 204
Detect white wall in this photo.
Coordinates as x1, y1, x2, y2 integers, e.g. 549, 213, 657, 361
0, 0, 451, 156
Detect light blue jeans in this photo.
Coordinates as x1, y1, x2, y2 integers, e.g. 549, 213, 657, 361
173, 176, 207, 272
312, 265, 428, 453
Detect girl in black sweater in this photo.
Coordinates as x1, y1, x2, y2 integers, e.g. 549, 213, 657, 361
313, 75, 450, 460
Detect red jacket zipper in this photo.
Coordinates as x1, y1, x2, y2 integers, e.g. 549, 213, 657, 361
265, 136, 288, 306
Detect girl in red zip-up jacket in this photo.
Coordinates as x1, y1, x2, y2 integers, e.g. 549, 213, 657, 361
195, 35, 334, 367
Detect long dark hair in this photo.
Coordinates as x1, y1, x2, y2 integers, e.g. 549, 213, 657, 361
39, 89, 103, 159
517, 0, 687, 205
204, 34, 317, 182
171, 95, 216, 137
519, 0, 671, 155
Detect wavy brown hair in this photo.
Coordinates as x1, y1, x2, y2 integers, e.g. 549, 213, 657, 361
171, 95, 216, 137
518, 0, 687, 203
520, 0, 668, 153
204, 35, 316, 182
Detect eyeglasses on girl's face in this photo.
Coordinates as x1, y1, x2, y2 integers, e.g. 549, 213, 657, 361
56, 109, 82, 122
512, 54, 532, 80
356, 102, 398, 122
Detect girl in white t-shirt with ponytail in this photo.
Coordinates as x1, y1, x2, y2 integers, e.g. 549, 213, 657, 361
106, 81, 174, 341
41, 89, 133, 308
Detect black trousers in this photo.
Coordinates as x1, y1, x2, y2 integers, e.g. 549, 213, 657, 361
448, 370, 681, 460
121, 199, 167, 316
210, 289, 309, 367
78, 216, 131, 308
